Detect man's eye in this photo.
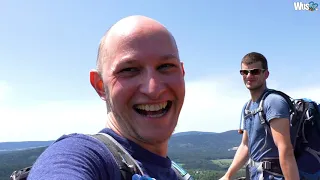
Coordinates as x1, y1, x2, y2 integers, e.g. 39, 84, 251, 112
119, 67, 139, 73
158, 63, 175, 70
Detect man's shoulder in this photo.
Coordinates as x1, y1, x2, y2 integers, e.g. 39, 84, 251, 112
28, 132, 121, 180
48, 132, 114, 154
262, 90, 291, 122
242, 100, 251, 110
263, 91, 289, 107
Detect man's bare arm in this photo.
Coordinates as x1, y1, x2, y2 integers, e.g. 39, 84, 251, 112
270, 118, 300, 180
220, 130, 249, 180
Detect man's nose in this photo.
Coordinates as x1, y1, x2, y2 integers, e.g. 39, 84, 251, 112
139, 72, 166, 99
246, 72, 254, 78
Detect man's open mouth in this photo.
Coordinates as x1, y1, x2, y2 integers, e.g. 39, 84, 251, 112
133, 101, 172, 118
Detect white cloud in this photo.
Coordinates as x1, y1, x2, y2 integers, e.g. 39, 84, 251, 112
0, 81, 11, 103
0, 101, 107, 142
175, 75, 320, 134
1, 77, 319, 142
285, 86, 320, 102
175, 75, 250, 134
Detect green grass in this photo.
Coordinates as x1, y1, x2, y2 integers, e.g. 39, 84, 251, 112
211, 159, 233, 169
210, 158, 247, 179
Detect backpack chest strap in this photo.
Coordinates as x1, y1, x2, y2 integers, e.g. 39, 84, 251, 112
245, 107, 263, 116
92, 133, 194, 180
248, 158, 283, 177
244, 100, 266, 125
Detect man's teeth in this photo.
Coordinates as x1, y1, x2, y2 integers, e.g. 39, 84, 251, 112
136, 102, 168, 111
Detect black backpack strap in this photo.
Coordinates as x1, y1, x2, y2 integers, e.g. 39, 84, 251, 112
311, 101, 320, 135
255, 89, 294, 155
258, 89, 295, 126
10, 133, 194, 180
90, 133, 145, 179
258, 89, 309, 149
10, 166, 31, 180
92, 133, 194, 180
10, 134, 143, 180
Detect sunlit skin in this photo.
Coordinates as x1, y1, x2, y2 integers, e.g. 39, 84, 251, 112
90, 16, 185, 157
241, 62, 269, 102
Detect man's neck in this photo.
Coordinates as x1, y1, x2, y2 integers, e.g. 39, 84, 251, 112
250, 85, 267, 102
135, 140, 168, 157
105, 113, 168, 157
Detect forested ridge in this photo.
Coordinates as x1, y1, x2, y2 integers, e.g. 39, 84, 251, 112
0, 130, 245, 180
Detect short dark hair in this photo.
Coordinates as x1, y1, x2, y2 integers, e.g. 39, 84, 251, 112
241, 52, 268, 70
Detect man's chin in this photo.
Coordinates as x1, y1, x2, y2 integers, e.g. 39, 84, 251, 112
136, 128, 174, 144
246, 84, 264, 91
246, 84, 254, 90
247, 86, 257, 90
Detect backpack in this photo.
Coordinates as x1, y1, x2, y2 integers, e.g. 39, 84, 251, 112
10, 133, 194, 180
240, 89, 320, 176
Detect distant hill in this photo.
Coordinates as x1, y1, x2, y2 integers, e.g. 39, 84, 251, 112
0, 141, 54, 151
0, 147, 47, 180
0, 130, 242, 180
168, 130, 241, 170
172, 131, 217, 137
0, 130, 240, 152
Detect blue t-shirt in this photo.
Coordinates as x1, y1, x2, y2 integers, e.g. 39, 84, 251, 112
28, 128, 178, 180
243, 91, 290, 162
242, 90, 320, 179
242, 89, 290, 179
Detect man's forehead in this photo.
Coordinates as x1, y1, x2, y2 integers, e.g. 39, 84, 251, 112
99, 16, 178, 73
119, 53, 178, 63
104, 33, 177, 60
242, 61, 262, 67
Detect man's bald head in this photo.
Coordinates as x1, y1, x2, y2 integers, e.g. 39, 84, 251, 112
96, 15, 178, 75
90, 15, 185, 149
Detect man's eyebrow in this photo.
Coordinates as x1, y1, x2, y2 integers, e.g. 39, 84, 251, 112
110, 58, 137, 72
118, 54, 179, 65
161, 54, 179, 61
118, 59, 136, 65
110, 54, 179, 73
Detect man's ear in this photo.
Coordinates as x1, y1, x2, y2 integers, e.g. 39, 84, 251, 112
90, 69, 106, 101
264, 69, 270, 79
180, 62, 185, 76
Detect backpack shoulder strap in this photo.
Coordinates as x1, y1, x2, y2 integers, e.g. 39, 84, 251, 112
238, 100, 251, 134
255, 89, 296, 153
171, 161, 194, 180
92, 133, 194, 180
10, 133, 144, 180
10, 133, 193, 180
90, 133, 145, 179
258, 89, 294, 126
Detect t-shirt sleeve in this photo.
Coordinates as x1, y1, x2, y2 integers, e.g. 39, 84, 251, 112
264, 93, 290, 123
28, 134, 121, 180
241, 103, 248, 131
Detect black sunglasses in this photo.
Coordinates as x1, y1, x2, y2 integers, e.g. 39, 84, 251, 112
240, 68, 265, 75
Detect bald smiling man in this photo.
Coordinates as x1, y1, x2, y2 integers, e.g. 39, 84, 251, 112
27, 16, 193, 180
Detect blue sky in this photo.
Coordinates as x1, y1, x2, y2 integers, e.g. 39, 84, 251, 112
0, 0, 319, 142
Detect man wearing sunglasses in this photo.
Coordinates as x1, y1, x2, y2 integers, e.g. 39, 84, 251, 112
220, 52, 300, 180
